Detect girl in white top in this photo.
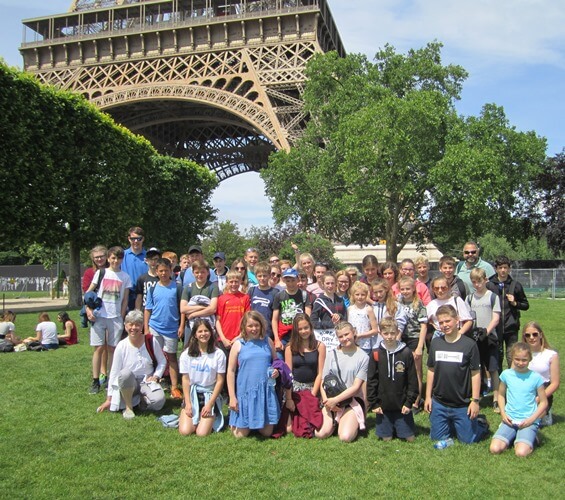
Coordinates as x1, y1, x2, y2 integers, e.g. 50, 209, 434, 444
522, 321, 560, 426
24, 312, 59, 349
347, 281, 378, 354
179, 319, 226, 436
427, 276, 472, 337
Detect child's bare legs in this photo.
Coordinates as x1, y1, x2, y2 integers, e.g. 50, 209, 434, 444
196, 415, 216, 437
337, 408, 360, 442
100, 346, 108, 377
315, 407, 335, 439
514, 442, 534, 457
231, 427, 251, 438
490, 438, 508, 454
258, 424, 274, 437
179, 409, 196, 436
166, 352, 180, 389
92, 345, 105, 378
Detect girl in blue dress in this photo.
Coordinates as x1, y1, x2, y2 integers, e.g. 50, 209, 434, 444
227, 311, 280, 437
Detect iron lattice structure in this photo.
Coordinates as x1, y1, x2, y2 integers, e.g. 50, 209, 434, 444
20, 0, 344, 180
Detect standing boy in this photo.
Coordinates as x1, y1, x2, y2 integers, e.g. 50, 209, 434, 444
180, 260, 219, 341
216, 270, 250, 353
439, 255, 467, 300
425, 304, 488, 446
467, 268, 501, 411
244, 247, 260, 286
248, 262, 277, 339
212, 251, 229, 292
486, 255, 529, 369
367, 318, 419, 442
144, 258, 185, 399
86, 246, 131, 394
134, 247, 161, 311
272, 268, 312, 354
121, 227, 148, 311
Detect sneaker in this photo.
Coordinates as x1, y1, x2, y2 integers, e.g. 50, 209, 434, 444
122, 408, 135, 420
433, 438, 454, 449
493, 401, 500, 414
171, 388, 183, 400
540, 410, 553, 427
99, 373, 108, 387
89, 380, 100, 395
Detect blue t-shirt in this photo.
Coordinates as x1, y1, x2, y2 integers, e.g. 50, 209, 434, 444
500, 368, 544, 422
248, 286, 277, 339
146, 281, 180, 338
121, 248, 148, 291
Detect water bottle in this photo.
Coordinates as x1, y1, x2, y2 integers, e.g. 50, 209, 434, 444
433, 438, 455, 450
267, 367, 277, 387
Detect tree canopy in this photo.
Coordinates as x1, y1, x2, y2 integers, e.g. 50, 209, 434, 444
0, 62, 217, 306
261, 42, 547, 261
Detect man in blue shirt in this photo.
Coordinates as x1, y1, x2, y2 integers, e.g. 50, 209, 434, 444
121, 226, 148, 311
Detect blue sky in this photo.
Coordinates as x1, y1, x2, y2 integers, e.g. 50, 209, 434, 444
2, 0, 563, 230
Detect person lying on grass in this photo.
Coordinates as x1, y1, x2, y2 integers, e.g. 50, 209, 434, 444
96, 310, 166, 420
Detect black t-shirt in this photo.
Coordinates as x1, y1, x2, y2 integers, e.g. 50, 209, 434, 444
135, 273, 159, 308
427, 335, 480, 408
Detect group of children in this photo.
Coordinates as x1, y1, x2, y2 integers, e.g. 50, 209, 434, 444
82, 239, 553, 455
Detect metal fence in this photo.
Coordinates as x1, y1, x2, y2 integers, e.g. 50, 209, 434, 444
512, 269, 565, 300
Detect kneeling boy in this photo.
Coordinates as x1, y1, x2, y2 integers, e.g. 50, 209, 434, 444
424, 305, 488, 446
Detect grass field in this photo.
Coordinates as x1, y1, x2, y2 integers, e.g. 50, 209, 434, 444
1, 300, 563, 499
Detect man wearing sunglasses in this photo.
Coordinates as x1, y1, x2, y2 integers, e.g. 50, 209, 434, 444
455, 241, 495, 295
122, 226, 148, 311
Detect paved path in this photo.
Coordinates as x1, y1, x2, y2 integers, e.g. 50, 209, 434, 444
1, 296, 71, 313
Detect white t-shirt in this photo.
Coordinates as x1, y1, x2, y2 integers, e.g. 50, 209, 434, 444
529, 349, 557, 383
94, 268, 132, 319
427, 296, 472, 329
36, 321, 58, 345
179, 349, 226, 387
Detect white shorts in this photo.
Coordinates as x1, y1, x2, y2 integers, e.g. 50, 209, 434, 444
90, 317, 124, 347
150, 327, 179, 354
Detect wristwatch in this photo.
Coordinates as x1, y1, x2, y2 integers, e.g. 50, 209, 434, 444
471, 398, 480, 403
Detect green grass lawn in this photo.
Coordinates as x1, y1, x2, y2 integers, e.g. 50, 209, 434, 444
2, 300, 563, 499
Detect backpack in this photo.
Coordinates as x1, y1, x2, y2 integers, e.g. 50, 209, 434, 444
0, 339, 14, 353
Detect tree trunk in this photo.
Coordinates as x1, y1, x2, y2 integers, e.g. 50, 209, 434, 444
68, 237, 82, 308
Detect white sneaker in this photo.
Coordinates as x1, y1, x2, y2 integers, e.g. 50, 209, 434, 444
122, 408, 135, 420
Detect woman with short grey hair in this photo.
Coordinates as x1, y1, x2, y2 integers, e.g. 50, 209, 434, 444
96, 310, 166, 419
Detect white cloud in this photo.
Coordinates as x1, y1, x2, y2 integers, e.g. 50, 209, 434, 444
330, 0, 565, 68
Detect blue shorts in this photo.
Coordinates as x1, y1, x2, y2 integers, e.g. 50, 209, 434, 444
493, 421, 539, 449
376, 410, 415, 439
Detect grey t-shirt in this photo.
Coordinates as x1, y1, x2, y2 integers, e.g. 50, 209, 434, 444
467, 290, 501, 329
323, 347, 369, 398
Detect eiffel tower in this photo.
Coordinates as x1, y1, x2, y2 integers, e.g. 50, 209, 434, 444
19, 0, 344, 180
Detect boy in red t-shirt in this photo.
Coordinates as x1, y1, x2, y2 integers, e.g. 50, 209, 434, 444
216, 270, 250, 352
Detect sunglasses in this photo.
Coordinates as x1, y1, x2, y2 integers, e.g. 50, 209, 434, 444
129, 236, 143, 242
235, 266, 245, 271
271, 273, 281, 278
93, 255, 106, 260
433, 285, 448, 291
464, 250, 477, 255
524, 332, 540, 339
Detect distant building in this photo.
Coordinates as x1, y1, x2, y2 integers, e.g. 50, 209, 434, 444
333, 244, 443, 266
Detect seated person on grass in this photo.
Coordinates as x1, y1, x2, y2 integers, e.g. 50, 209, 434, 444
96, 310, 166, 420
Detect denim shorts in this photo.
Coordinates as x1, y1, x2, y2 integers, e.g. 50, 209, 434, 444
493, 421, 539, 449
376, 410, 415, 439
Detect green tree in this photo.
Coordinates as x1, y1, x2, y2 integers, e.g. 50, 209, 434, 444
201, 220, 251, 265
0, 63, 217, 306
261, 43, 547, 261
531, 150, 565, 254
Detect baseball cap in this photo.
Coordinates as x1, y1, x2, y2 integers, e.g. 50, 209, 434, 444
213, 252, 226, 261
282, 268, 298, 279
146, 247, 161, 258
188, 245, 202, 254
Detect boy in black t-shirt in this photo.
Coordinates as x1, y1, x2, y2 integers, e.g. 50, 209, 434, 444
424, 305, 488, 446
272, 268, 311, 356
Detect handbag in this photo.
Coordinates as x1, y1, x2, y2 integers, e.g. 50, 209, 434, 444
322, 350, 352, 408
